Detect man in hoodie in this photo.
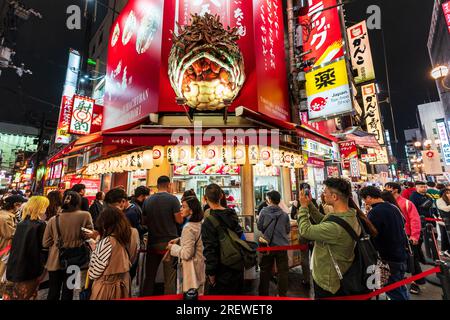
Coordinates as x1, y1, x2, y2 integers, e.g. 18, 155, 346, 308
201, 183, 245, 295
257, 190, 290, 296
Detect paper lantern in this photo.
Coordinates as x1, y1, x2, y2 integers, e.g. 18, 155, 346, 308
135, 152, 144, 170
143, 150, 154, 169
193, 145, 203, 165
204, 145, 219, 165
221, 146, 234, 165
235, 146, 246, 165
248, 145, 259, 165
272, 149, 281, 167
120, 155, 129, 172
178, 146, 192, 165
283, 152, 292, 168
167, 146, 178, 164
260, 147, 272, 166
152, 146, 164, 167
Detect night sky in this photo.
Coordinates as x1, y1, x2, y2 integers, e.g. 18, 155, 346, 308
0, 0, 440, 161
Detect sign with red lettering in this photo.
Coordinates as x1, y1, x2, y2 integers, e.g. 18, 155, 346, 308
339, 140, 358, 160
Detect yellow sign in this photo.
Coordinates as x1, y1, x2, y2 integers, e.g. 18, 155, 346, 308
306, 59, 352, 121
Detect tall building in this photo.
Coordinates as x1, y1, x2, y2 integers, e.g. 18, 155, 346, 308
417, 101, 450, 176
428, 0, 450, 119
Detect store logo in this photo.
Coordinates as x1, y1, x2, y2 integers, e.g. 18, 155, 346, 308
310, 97, 327, 112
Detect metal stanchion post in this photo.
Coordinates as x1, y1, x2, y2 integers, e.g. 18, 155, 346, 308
437, 260, 450, 300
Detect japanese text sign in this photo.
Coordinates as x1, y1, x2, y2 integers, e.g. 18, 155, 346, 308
362, 83, 384, 145
339, 140, 357, 160
347, 21, 375, 84
299, 0, 344, 67
306, 59, 353, 121
69, 96, 95, 135
437, 120, 450, 166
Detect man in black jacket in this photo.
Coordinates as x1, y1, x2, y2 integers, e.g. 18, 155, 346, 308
361, 186, 409, 300
72, 184, 89, 212
201, 183, 245, 295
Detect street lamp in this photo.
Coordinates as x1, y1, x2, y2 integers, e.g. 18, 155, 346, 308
414, 141, 422, 148
431, 65, 450, 91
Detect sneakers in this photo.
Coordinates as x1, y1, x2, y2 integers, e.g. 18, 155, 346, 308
442, 250, 450, 259
410, 282, 421, 295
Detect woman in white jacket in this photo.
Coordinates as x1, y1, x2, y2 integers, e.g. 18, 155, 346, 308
167, 195, 205, 295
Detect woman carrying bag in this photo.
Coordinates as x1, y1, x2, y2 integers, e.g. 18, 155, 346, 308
167, 195, 205, 296
42, 191, 93, 300
88, 206, 139, 300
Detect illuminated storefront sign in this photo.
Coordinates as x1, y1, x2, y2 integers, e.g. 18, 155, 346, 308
347, 21, 375, 84
437, 120, 450, 166
362, 83, 384, 145
69, 96, 95, 135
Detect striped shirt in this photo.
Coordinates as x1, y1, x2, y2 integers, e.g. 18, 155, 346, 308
88, 237, 112, 280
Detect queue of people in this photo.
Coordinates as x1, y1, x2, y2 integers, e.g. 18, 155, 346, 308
1, 176, 450, 301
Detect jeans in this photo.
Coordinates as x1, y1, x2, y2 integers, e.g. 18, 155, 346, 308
259, 251, 289, 296
47, 270, 74, 301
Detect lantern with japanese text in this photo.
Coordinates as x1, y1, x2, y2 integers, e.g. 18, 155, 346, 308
294, 154, 304, 169
221, 145, 234, 165
169, 13, 245, 111
272, 149, 281, 167
248, 145, 259, 165
143, 150, 154, 170
193, 145, 203, 165
235, 145, 246, 165
152, 146, 165, 167
167, 147, 178, 164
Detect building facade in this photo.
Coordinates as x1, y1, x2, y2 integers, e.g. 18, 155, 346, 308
428, 0, 450, 120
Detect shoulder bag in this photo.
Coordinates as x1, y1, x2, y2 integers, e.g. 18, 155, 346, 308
56, 215, 91, 269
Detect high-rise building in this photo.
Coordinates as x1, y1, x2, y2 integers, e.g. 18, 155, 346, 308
417, 101, 450, 176
404, 128, 423, 172
428, 0, 450, 120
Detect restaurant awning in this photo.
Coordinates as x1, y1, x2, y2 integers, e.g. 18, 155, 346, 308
47, 132, 103, 164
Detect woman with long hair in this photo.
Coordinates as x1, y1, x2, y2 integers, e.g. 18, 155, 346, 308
45, 191, 62, 221
88, 206, 138, 300
380, 191, 401, 210
42, 191, 93, 300
168, 195, 205, 295
6, 196, 49, 299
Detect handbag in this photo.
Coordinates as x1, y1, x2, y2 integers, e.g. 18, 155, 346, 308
56, 215, 91, 269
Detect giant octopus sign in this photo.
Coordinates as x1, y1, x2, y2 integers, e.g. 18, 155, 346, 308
169, 13, 245, 111
104, 0, 290, 130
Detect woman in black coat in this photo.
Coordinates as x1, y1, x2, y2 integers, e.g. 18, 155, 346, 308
5, 196, 49, 300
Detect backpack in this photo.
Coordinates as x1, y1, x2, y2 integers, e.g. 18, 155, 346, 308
207, 215, 257, 271
326, 215, 388, 295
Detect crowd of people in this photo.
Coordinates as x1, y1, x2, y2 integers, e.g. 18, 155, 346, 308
0, 177, 449, 300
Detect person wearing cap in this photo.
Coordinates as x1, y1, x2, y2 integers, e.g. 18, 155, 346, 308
0, 195, 27, 288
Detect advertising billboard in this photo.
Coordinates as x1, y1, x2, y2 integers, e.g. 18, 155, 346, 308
362, 83, 384, 145
299, 0, 344, 67
436, 120, 450, 166
55, 49, 81, 144
69, 96, 95, 136
347, 21, 375, 84
306, 59, 353, 121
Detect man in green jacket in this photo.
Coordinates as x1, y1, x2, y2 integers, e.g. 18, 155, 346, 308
298, 178, 361, 298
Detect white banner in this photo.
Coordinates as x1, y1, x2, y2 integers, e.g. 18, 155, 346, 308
362, 83, 384, 145
422, 150, 443, 175
436, 120, 450, 166
347, 21, 376, 84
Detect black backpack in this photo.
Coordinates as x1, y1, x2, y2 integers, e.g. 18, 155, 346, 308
326, 215, 384, 295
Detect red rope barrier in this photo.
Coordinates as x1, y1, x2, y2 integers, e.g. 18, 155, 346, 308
425, 218, 444, 222
124, 266, 441, 301
257, 244, 309, 252
0, 244, 11, 257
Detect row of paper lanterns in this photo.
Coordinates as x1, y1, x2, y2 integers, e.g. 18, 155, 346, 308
86, 145, 305, 175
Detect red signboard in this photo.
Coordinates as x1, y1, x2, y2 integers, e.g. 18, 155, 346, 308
104, 0, 290, 130
339, 140, 357, 160
443, 1, 450, 34
104, 0, 164, 130
90, 104, 104, 134
299, 0, 344, 67
300, 112, 336, 136
55, 96, 73, 143
326, 165, 339, 177
307, 157, 325, 168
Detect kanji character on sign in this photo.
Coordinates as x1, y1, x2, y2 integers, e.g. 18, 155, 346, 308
315, 68, 336, 89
